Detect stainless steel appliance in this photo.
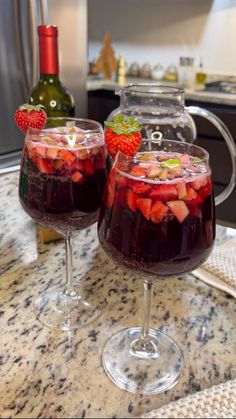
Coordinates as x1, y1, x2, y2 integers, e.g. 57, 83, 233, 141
0, 0, 88, 169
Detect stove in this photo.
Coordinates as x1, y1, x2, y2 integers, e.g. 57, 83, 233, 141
204, 81, 236, 94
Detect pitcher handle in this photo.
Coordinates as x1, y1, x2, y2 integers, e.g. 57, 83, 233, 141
185, 106, 236, 206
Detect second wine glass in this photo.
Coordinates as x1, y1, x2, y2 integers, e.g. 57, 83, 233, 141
19, 117, 107, 331
98, 139, 215, 394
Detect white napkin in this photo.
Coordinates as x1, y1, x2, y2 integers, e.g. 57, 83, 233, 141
141, 378, 236, 418
193, 228, 236, 299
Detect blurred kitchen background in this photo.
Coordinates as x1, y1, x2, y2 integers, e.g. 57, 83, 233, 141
0, 0, 236, 225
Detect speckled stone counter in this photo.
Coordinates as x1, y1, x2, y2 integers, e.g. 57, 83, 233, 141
0, 172, 236, 419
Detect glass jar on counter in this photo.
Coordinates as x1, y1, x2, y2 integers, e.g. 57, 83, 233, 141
178, 57, 195, 89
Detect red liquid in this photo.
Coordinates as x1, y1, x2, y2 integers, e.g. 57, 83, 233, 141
19, 134, 107, 235
98, 153, 215, 278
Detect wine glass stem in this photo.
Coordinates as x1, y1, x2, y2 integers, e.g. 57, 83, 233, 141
130, 280, 158, 358
64, 235, 77, 297
142, 280, 153, 340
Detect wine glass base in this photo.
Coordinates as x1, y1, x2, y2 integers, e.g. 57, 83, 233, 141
102, 327, 183, 395
35, 284, 104, 331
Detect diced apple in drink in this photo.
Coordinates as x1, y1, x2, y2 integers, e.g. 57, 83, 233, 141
92, 146, 100, 155
53, 159, 64, 170
176, 182, 187, 199
179, 154, 190, 164
76, 148, 90, 160
47, 147, 59, 160
147, 165, 161, 178
139, 153, 156, 161
27, 143, 37, 159
36, 145, 47, 158
191, 175, 208, 190
167, 200, 190, 223
159, 152, 178, 161
168, 166, 183, 179
159, 168, 168, 180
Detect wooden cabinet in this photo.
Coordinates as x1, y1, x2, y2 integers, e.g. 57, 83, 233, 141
88, 90, 236, 227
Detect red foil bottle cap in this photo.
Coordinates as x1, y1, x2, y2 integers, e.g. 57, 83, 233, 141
38, 25, 59, 74
38, 25, 58, 37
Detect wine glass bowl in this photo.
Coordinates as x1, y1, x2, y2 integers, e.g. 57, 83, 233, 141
98, 139, 215, 394
19, 117, 107, 330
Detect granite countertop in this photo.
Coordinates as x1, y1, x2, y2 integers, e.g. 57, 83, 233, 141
87, 77, 236, 106
1, 171, 236, 418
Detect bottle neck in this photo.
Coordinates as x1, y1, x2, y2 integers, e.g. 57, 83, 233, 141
39, 74, 60, 82
39, 32, 59, 75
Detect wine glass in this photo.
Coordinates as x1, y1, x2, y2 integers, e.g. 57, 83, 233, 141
98, 139, 215, 394
19, 117, 107, 331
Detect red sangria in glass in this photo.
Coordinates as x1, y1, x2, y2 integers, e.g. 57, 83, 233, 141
19, 118, 107, 330
98, 139, 215, 394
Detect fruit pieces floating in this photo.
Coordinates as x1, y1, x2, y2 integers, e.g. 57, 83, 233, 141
26, 126, 105, 182
104, 115, 142, 158
106, 151, 212, 224
129, 152, 207, 181
14, 104, 47, 133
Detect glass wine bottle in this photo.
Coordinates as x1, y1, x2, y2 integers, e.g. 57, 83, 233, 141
29, 25, 75, 118
29, 25, 75, 243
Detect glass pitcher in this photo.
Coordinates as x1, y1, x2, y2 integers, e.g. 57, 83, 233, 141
107, 84, 236, 206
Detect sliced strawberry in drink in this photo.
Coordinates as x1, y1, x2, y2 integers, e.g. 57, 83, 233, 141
94, 153, 105, 170
186, 194, 203, 207
167, 200, 189, 223
130, 166, 146, 177
72, 159, 84, 172
136, 198, 152, 219
184, 186, 197, 200
150, 184, 178, 201
130, 181, 151, 194
176, 182, 187, 199
127, 188, 137, 212
151, 201, 169, 223
58, 149, 75, 166
47, 147, 58, 160
71, 171, 84, 183
83, 158, 95, 175
35, 157, 55, 174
